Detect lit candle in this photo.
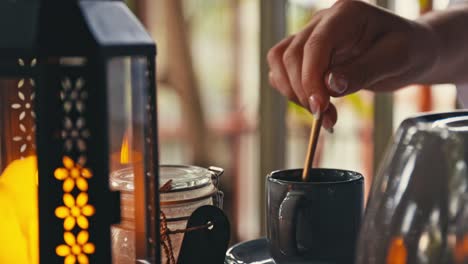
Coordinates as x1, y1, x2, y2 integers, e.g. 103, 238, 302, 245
111, 132, 146, 259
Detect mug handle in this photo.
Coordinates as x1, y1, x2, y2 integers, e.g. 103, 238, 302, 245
278, 190, 305, 256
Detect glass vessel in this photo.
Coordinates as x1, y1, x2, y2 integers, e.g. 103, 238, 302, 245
111, 164, 224, 263
356, 112, 468, 264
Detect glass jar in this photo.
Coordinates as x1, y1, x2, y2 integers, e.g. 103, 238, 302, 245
110, 165, 224, 263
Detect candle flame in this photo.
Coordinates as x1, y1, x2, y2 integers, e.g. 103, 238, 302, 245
120, 133, 130, 165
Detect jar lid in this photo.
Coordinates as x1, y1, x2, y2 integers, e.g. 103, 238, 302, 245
160, 165, 213, 191
110, 164, 213, 192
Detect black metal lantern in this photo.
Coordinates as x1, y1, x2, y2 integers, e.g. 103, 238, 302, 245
0, 0, 160, 263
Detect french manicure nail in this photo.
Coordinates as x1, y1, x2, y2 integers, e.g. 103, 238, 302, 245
327, 72, 348, 95
323, 118, 334, 134
308, 95, 320, 118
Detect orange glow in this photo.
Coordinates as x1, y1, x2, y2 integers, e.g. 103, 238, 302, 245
111, 131, 143, 171
63, 179, 75, 193
63, 157, 75, 170
77, 216, 89, 229
53, 156, 95, 262
56, 231, 95, 263
54, 156, 93, 192
0, 156, 38, 264
64, 217, 76, 231
56, 244, 71, 257
76, 178, 88, 192
55, 168, 68, 180
55, 192, 95, 231
120, 132, 131, 165
0, 154, 97, 264
387, 236, 407, 264
76, 192, 88, 206
64, 193, 75, 207
454, 234, 468, 263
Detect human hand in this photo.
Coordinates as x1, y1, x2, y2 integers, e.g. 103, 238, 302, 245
267, 0, 437, 130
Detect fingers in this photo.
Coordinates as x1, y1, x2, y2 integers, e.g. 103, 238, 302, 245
267, 36, 296, 100
269, 71, 301, 104
267, 1, 366, 131
267, 0, 418, 132
283, 34, 311, 107
282, 20, 322, 107
322, 103, 337, 133
326, 32, 412, 96
268, 10, 328, 109
301, 1, 370, 114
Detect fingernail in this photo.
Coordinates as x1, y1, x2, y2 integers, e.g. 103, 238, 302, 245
308, 95, 320, 117
323, 118, 334, 134
327, 72, 348, 95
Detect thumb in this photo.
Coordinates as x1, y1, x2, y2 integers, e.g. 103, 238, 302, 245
325, 33, 411, 96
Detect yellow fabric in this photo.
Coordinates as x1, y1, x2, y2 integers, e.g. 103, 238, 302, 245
0, 156, 38, 264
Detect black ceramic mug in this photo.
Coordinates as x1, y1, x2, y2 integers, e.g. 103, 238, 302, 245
267, 168, 364, 264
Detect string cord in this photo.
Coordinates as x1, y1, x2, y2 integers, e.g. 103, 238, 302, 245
160, 211, 214, 264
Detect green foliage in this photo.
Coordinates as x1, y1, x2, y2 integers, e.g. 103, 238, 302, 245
288, 101, 314, 125
287, 2, 316, 34
125, 0, 136, 13
346, 93, 373, 119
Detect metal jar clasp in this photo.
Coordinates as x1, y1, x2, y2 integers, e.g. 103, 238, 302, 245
208, 166, 224, 209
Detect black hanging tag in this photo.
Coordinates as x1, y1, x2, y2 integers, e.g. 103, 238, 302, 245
177, 205, 230, 264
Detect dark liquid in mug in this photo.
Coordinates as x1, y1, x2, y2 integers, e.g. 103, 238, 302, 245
271, 169, 362, 183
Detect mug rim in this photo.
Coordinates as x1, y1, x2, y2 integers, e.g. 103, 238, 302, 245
267, 168, 363, 185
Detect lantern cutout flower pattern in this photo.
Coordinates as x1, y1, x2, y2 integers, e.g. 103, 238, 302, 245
53, 76, 95, 263
54, 157, 93, 193
56, 231, 96, 264
55, 193, 95, 231
11, 58, 37, 156
60, 78, 90, 153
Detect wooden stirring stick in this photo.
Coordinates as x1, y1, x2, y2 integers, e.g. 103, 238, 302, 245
302, 114, 323, 182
